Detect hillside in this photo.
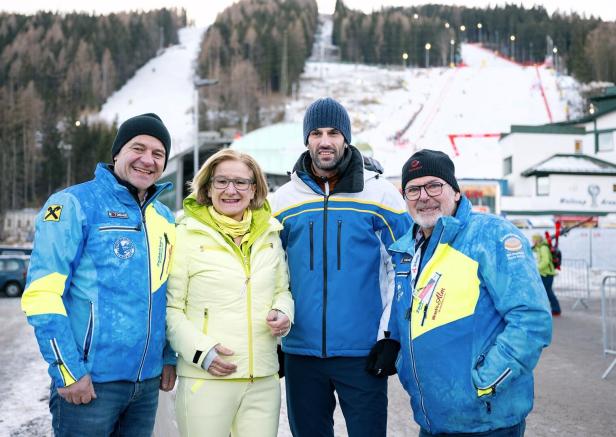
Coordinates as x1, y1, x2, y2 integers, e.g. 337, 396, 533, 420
96, 20, 583, 179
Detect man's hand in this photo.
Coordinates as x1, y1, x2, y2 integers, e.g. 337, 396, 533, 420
57, 374, 97, 404
159, 364, 176, 391
206, 344, 237, 377
266, 310, 291, 337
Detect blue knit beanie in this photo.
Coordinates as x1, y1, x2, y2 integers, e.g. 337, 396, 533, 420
303, 97, 352, 145
111, 113, 171, 170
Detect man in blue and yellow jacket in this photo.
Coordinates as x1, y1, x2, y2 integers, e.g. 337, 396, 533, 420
389, 149, 552, 437
22, 113, 176, 437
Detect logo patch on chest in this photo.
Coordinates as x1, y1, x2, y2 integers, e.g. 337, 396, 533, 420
114, 237, 135, 259
108, 211, 128, 219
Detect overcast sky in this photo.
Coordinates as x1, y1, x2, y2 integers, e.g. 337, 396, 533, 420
4, 0, 615, 26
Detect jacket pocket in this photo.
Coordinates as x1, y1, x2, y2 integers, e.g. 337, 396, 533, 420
309, 221, 314, 271
202, 308, 209, 335
82, 302, 94, 362
337, 220, 342, 270
98, 225, 141, 232
474, 352, 512, 397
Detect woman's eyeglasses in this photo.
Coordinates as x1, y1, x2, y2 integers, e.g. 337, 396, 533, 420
211, 176, 254, 191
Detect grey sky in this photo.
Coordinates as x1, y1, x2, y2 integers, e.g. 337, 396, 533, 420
4, 0, 614, 27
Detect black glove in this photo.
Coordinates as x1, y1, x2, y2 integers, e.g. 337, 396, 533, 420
366, 332, 400, 377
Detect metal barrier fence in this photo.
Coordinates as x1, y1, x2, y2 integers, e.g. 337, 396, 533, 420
553, 259, 590, 310
601, 275, 616, 379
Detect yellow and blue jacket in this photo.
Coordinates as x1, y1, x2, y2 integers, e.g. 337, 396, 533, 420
22, 163, 176, 388
389, 197, 552, 434
271, 146, 411, 358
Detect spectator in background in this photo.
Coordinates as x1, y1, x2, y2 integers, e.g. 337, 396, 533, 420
532, 234, 562, 316
166, 149, 294, 437
22, 113, 177, 437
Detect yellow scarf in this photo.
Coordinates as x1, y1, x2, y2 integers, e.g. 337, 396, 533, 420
208, 206, 252, 240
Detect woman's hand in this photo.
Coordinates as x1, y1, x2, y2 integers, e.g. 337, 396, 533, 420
207, 344, 237, 376
266, 309, 291, 337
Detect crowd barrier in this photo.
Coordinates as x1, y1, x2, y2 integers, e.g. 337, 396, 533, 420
553, 259, 590, 310
601, 275, 616, 380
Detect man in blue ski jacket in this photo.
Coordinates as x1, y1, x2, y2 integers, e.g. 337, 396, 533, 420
389, 149, 552, 436
22, 113, 177, 436
270, 97, 411, 437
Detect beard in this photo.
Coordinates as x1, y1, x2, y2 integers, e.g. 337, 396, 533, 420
310, 146, 344, 171
410, 196, 458, 232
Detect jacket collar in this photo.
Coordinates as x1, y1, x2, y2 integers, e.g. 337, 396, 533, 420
182, 195, 280, 246
95, 163, 170, 209
390, 196, 472, 254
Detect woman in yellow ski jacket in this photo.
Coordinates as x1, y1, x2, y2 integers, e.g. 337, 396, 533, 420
166, 149, 294, 437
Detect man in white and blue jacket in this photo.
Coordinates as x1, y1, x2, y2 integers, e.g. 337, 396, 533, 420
22, 113, 177, 437
271, 97, 411, 437
389, 149, 552, 437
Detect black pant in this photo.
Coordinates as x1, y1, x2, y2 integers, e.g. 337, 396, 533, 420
284, 354, 388, 437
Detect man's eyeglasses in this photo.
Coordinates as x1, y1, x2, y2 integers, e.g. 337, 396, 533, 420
403, 182, 446, 201
211, 176, 254, 191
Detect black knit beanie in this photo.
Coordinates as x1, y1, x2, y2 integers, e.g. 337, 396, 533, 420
303, 97, 352, 145
111, 113, 171, 169
401, 149, 460, 192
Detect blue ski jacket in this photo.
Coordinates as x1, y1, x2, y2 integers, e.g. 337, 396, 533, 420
22, 163, 176, 388
388, 197, 551, 434
271, 147, 411, 357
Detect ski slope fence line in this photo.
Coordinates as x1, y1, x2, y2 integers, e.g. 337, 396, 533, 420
601, 274, 616, 379
554, 259, 590, 310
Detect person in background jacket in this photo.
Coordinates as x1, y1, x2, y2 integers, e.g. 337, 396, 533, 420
166, 149, 294, 437
22, 113, 177, 436
270, 97, 411, 437
389, 149, 552, 437
532, 234, 562, 316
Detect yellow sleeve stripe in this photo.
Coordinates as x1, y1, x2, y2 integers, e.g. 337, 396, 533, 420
21, 273, 69, 316
59, 363, 77, 386
477, 387, 494, 397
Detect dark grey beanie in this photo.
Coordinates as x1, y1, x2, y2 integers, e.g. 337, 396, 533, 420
303, 97, 351, 145
401, 149, 460, 192
111, 113, 171, 169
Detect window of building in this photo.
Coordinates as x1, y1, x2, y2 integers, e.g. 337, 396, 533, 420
536, 176, 549, 196
574, 139, 583, 153
598, 131, 614, 152
503, 156, 512, 176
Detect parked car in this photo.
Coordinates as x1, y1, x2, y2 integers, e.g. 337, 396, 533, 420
0, 255, 29, 297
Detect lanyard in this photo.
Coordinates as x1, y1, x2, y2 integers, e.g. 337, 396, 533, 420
410, 232, 437, 316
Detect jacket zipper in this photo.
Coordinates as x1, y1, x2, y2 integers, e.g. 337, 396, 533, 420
98, 225, 140, 232
50, 338, 76, 386
202, 308, 209, 334
136, 209, 153, 381
337, 220, 342, 270
407, 285, 432, 432
242, 252, 254, 381
83, 301, 94, 362
160, 232, 170, 280
322, 182, 330, 357
309, 221, 314, 271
